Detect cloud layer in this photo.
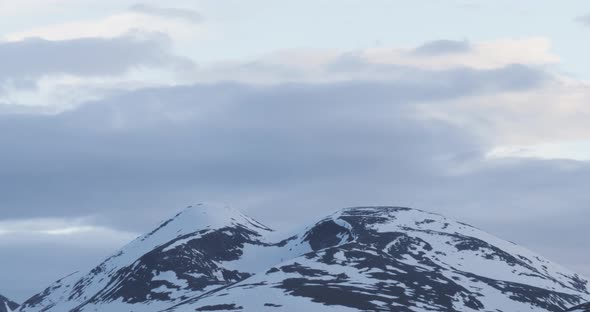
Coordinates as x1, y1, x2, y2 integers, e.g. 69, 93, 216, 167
0, 33, 187, 81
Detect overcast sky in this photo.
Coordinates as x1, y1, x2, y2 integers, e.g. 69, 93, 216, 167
1, 0, 590, 302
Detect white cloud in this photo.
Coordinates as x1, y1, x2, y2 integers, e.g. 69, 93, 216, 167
0, 31, 196, 110
416, 77, 590, 150
0, 217, 137, 246
487, 141, 590, 161
0, 66, 193, 111
178, 38, 558, 85
357, 38, 558, 70
3, 10, 206, 43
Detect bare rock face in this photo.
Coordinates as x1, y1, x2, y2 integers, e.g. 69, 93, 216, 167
19, 205, 590, 312
567, 302, 590, 312
0, 294, 18, 312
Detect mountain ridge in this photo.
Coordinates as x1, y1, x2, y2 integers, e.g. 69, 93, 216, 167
0, 294, 18, 312
17, 205, 590, 312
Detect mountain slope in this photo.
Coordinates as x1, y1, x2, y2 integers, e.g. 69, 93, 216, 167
0, 294, 18, 312
567, 302, 590, 312
18, 204, 277, 312
166, 207, 589, 312
19, 205, 590, 312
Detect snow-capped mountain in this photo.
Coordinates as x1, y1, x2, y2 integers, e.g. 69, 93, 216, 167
0, 294, 18, 312
18, 205, 590, 312
19, 204, 274, 312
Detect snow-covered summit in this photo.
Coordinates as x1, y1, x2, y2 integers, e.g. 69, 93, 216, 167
134, 202, 272, 249
18, 205, 590, 312
18, 202, 274, 312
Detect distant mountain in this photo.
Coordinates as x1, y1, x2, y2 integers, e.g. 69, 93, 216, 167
18, 204, 590, 312
567, 302, 590, 312
0, 294, 18, 312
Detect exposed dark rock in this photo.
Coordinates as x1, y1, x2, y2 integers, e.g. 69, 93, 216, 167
0, 294, 18, 312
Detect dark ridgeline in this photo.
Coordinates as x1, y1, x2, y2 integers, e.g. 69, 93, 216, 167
0, 294, 18, 312
567, 302, 590, 311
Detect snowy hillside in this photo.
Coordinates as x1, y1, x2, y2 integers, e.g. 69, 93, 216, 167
0, 294, 18, 312
19, 204, 274, 312
18, 205, 590, 312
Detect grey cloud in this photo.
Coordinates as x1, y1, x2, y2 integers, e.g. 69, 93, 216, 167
444, 63, 549, 92
324, 52, 368, 71
129, 4, 203, 23
0, 33, 192, 84
0, 70, 526, 225
327, 53, 549, 93
412, 39, 471, 56
0, 77, 589, 299
575, 14, 590, 26
0, 79, 575, 227
0, 81, 484, 224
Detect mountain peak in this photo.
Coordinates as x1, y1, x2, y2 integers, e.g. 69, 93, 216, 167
18, 204, 590, 312
178, 202, 249, 227
338, 205, 439, 217
138, 202, 271, 244
0, 294, 18, 312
